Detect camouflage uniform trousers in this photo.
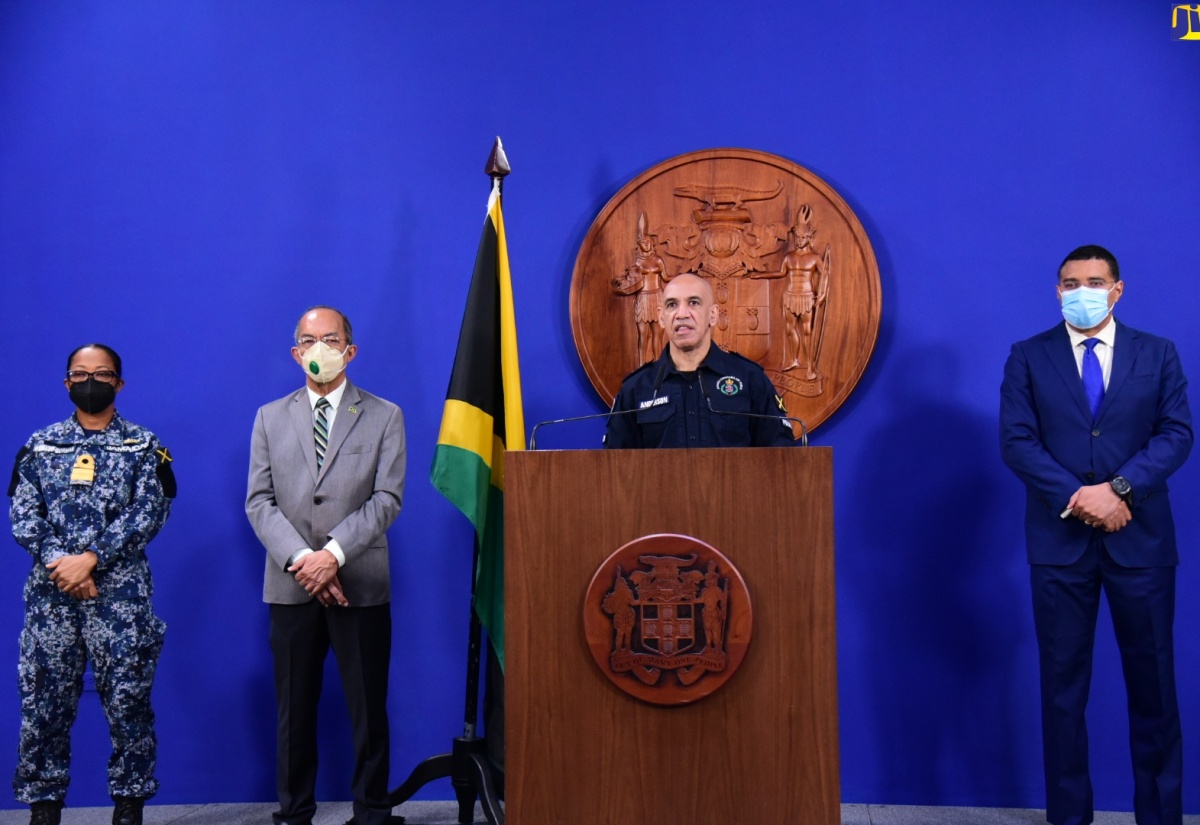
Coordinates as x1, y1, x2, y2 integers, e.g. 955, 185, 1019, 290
13, 596, 166, 804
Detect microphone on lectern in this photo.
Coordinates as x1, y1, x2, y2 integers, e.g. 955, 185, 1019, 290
529, 362, 671, 450
698, 377, 808, 447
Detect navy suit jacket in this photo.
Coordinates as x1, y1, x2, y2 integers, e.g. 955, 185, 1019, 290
1000, 321, 1192, 567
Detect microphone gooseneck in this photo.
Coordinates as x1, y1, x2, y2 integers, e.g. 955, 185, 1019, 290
699, 375, 808, 447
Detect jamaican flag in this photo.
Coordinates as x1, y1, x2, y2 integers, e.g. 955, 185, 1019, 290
430, 177, 525, 670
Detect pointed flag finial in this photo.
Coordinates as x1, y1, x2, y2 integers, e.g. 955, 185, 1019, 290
485, 136, 511, 179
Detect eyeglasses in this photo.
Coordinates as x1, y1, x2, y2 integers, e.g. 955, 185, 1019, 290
66, 370, 120, 384
296, 334, 345, 349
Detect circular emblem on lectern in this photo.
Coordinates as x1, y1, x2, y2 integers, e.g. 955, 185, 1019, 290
583, 533, 752, 706
569, 147, 882, 434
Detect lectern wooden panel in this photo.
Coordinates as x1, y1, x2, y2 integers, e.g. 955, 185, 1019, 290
506, 447, 838, 825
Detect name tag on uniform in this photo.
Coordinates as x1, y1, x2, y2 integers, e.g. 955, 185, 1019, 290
639, 396, 669, 409
70, 453, 96, 486
107, 440, 149, 453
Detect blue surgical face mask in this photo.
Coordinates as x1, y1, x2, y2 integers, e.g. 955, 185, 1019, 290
1061, 285, 1113, 330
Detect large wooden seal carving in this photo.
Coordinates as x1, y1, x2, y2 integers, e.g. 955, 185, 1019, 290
583, 533, 752, 706
570, 148, 882, 434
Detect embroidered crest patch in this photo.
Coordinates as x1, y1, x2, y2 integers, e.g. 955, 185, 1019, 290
717, 376, 743, 396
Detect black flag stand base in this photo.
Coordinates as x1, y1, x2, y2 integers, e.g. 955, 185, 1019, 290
389, 546, 505, 825
387, 728, 503, 825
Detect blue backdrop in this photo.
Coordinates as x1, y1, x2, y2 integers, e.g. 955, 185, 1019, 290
2, 0, 1199, 814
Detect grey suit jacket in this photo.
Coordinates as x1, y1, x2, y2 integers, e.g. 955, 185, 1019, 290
246, 380, 406, 605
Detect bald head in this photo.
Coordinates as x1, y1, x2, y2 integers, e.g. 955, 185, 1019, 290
665, 272, 713, 303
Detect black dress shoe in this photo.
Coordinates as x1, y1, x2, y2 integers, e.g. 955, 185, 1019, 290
342, 816, 405, 825
29, 801, 63, 825
112, 796, 144, 825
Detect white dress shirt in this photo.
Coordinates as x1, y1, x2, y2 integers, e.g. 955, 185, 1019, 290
1066, 317, 1116, 390
291, 382, 349, 568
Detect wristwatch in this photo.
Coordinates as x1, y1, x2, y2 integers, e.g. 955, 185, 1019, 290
1109, 476, 1133, 511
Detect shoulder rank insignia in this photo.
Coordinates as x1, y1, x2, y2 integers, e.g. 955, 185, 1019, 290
71, 453, 96, 486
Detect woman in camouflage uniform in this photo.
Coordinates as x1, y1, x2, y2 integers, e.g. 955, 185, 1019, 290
8, 344, 175, 825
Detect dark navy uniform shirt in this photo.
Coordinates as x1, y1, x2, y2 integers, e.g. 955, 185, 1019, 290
604, 345, 795, 449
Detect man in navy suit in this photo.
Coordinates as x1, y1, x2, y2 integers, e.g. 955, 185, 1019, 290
1001, 245, 1192, 825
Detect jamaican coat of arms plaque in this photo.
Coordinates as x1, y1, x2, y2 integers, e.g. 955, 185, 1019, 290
583, 533, 753, 706
570, 148, 881, 435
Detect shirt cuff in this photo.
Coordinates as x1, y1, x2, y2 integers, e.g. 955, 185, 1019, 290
323, 539, 346, 568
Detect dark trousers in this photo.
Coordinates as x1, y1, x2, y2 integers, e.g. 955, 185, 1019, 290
269, 601, 392, 825
1030, 538, 1181, 825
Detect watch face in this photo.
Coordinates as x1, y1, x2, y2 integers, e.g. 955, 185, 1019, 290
1111, 477, 1132, 495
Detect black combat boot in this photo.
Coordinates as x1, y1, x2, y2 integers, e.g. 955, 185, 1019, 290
29, 801, 62, 825
112, 795, 144, 825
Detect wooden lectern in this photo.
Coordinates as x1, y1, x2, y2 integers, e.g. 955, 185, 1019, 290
506, 447, 838, 825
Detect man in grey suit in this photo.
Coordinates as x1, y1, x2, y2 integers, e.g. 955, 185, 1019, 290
246, 306, 406, 825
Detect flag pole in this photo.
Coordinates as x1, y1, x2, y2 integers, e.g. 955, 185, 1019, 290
387, 138, 510, 825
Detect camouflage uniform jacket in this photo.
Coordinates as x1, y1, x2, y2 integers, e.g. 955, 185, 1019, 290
9, 412, 175, 604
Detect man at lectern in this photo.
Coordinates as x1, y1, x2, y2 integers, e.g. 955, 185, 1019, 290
1000, 245, 1192, 825
605, 272, 795, 449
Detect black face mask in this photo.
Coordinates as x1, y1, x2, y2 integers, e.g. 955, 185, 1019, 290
69, 378, 117, 415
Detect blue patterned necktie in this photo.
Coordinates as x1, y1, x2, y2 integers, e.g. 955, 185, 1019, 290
314, 397, 331, 468
1082, 338, 1104, 420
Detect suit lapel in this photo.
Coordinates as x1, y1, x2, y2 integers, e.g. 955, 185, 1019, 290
288, 389, 320, 483
1097, 323, 1137, 421
1041, 325, 1094, 422
316, 382, 363, 484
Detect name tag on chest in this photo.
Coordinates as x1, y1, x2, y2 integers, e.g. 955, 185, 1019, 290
639, 396, 669, 410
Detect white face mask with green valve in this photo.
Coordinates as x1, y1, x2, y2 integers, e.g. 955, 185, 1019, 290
299, 341, 347, 384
